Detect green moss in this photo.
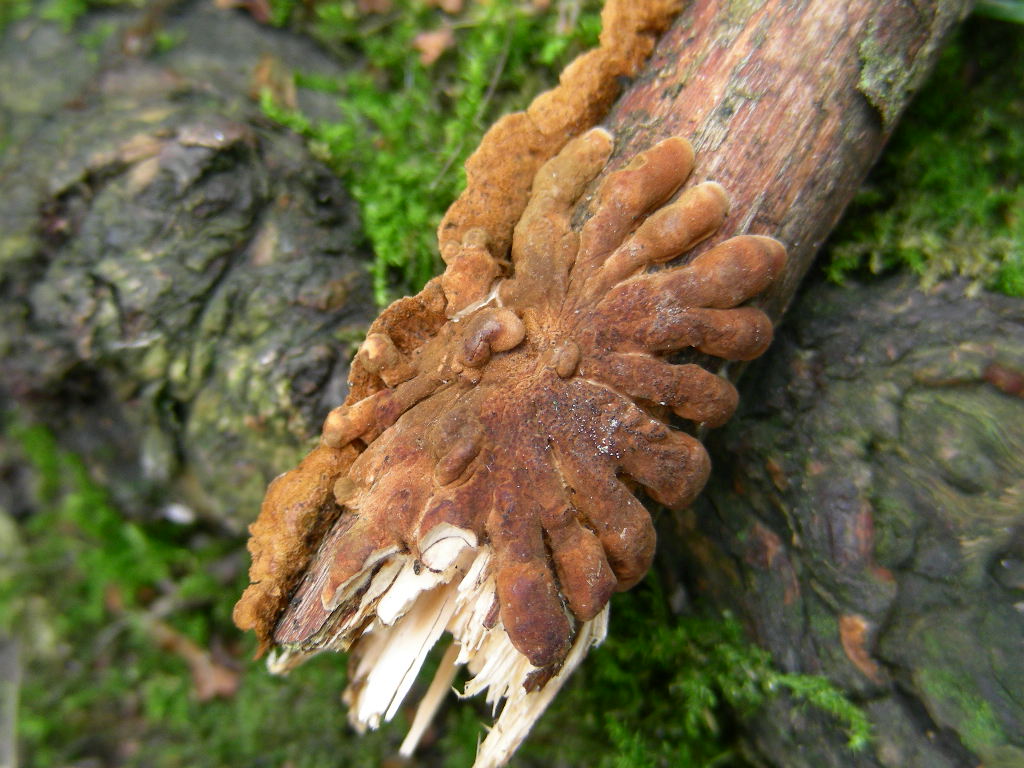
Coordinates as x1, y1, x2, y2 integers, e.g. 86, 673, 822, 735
260, 0, 601, 305
724, 0, 769, 26
4, 423, 221, 634
1, 419, 407, 766
0, 0, 34, 31
266, 0, 301, 28
516, 574, 870, 767
917, 667, 1006, 756
975, 0, 1024, 24
36, 0, 140, 30
0, 0, 142, 34
152, 27, 184, 53
78, 18, 118, 49
38, 0, 89, 29
857, 18, 915, 128
829, 20, 1024, 296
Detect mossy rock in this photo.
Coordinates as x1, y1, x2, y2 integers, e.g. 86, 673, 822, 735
0, 6, 375, 527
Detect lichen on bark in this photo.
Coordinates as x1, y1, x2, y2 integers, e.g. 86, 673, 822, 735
856, 1, 972, 128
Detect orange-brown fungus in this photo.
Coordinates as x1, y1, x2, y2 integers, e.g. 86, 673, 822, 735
236, 129, 786, 670
233, 0, 687, 656
437, 0, 683, 305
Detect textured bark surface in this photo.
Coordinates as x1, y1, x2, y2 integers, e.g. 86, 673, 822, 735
599, 0, 973, 323
0, 5, 375, 527
690, 274, 1024, 767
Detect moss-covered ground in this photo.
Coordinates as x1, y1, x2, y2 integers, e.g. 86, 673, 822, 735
1, 1, 1021, 766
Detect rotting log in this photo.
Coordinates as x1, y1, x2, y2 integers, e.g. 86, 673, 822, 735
2, 0, 1012, 765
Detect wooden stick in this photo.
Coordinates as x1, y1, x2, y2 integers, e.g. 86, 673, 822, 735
601, 0, 972, 321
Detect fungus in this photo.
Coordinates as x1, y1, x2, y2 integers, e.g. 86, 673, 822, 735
233, 0, 687, 668
234, 127, 786, 767
437, 0, 685, 303
232, 1, 787, 763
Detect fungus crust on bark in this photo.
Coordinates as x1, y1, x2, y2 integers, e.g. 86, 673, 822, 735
232, 2, 787, 765
291, 127, 784, 663
235, 131, 784, 766
234, 0, 687, 656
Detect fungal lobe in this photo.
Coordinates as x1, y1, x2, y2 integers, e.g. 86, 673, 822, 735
235, 127, 786, 670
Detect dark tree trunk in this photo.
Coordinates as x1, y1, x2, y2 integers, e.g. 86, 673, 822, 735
687, 274, 1024, 767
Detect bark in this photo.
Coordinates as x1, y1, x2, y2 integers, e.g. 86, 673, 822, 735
688, 274, 1024, 767
600, 0, 972, 323
0, 4, 376, 527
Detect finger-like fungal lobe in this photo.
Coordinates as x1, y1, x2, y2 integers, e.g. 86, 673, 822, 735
235, 130, 785, 768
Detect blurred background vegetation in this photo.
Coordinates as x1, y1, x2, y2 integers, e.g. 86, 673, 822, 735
0, 1, 1021, 766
